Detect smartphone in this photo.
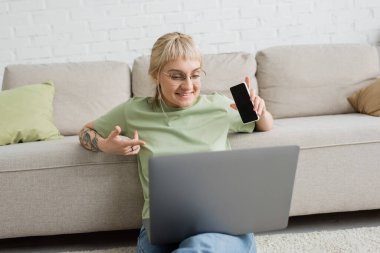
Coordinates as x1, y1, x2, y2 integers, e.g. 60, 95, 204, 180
230, 82, 259, 123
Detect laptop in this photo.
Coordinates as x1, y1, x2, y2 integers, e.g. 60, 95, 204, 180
144, 145, 300, 245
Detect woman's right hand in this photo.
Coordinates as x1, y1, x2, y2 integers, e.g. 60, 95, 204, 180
98, 125, 145, 156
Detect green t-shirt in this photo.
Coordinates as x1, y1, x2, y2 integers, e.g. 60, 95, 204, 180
93, 93, 255, 219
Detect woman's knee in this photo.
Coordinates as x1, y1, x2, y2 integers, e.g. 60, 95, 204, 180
137, 227, 178, 253
176, 233, 256, 253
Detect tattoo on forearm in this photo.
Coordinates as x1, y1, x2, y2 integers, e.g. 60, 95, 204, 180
79, 128, 100, 152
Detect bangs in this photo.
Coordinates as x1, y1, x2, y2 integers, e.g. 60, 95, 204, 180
149, 32, 203, 79
158, 38, 202, 70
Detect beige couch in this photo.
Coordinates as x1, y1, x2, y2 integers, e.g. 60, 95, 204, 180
1, 44, 380, 239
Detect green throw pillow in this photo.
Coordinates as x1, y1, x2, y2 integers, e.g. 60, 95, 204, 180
0, 81, 62, 145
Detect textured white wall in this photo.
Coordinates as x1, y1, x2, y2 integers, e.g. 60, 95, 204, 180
1, 0, 380, 86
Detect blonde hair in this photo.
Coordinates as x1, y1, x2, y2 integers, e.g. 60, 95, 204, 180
149, 32, 203, 103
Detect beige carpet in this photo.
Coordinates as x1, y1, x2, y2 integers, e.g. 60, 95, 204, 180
61, 226, 380, 253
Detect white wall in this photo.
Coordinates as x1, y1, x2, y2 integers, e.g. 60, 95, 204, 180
1, 0, 380, 87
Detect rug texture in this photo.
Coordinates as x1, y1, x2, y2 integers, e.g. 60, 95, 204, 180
61, 226, 380, 253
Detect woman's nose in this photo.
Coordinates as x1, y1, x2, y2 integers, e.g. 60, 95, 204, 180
181, 77, 193, 89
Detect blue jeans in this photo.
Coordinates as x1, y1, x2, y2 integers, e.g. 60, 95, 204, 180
136, 226, 256, 253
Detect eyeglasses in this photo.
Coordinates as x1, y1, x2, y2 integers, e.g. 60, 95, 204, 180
161, 70, 206, 84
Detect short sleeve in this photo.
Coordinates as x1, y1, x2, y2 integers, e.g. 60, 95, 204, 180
216, 93, 255, 133
93, 101, 128, 138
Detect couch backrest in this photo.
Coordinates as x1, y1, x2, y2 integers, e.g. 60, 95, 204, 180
256, 44, 380, 119
2, 61, 131, 136
132, 52, 257, 98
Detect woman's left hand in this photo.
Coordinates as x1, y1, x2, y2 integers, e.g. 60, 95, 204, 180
230, 76, 273, 131
246, 76, 266, 117
230, 76, 267, 117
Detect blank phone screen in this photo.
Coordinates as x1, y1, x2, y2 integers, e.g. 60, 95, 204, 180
230, 83, 259, 123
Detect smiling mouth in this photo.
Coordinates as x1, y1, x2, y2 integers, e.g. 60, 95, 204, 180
176, 92, 194, 97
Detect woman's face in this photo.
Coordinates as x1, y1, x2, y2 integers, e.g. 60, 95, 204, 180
158, 58, 202, 108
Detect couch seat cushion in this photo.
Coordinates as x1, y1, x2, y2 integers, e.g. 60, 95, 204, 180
0, 136, 134, 173
229, 113, 380, 149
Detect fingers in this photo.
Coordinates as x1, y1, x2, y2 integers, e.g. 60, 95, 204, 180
250, 89, 258, 111
131, 131, 140, 148
133, 130, 139, 140
119, 139, 143, 156
230, 104, 237, 110
245, 76, 255, 97
253, 97, 259, 114
253, 96, 266, 116
125, 130, 144, 156
108, 125, 121, 139
128, 139, 145, 146
248, 87, 267, 116
132, 130, 145, 145
247, 77, 255, 102
122, 143, 141, 156
250, 88, 256, 99
257, 99, 264, 116
115, 130, 145, 147
245, 76, 250, 88
126, 145, 141, 156
243, 76, 264, 115
108, 126, 145, 144
132, 130, 145, 143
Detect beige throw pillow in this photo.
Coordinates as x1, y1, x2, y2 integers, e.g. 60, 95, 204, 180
348, 79, 380, 116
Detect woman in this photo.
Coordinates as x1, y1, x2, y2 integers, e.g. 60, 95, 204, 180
79, 32, 273, 253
